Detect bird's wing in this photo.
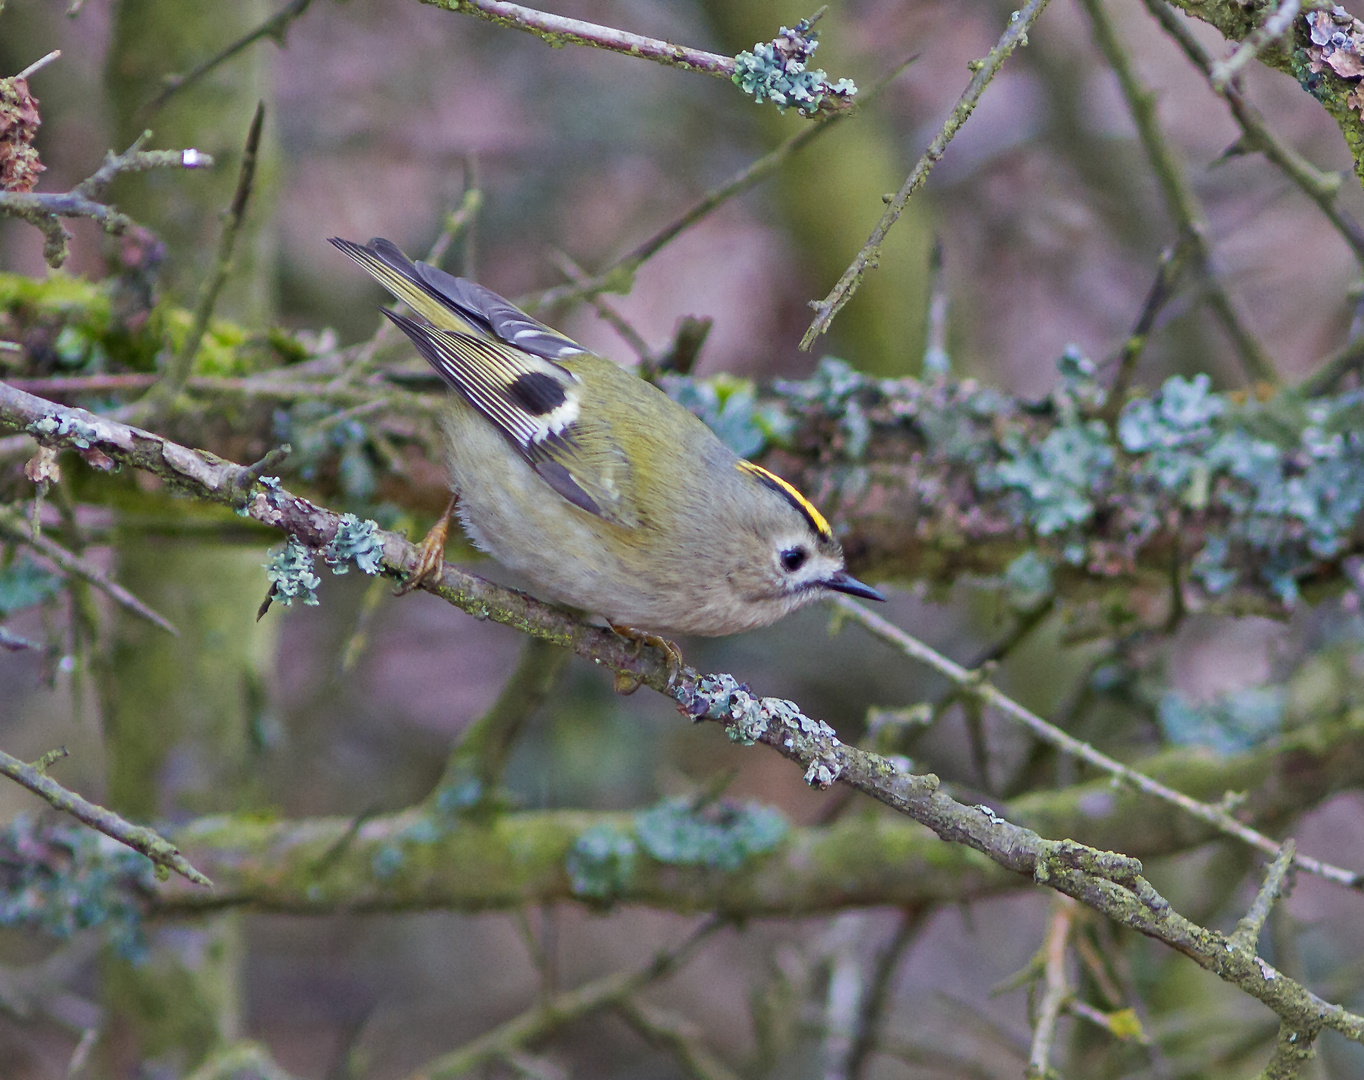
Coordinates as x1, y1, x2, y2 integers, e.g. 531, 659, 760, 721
329, 236, 583, 362
383, 312, 638, 528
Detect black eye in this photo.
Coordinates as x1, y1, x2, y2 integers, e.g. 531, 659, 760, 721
780, 547, 808, 573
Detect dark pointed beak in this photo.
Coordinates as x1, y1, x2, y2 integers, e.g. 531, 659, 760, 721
824, 571, 886, 602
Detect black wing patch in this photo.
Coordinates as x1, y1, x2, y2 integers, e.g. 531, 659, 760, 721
507, 370, 569, 415
382, 311, 635, 527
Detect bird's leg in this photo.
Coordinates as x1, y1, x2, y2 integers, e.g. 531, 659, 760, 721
609, 623, 682, 693
395, 493, 459, 596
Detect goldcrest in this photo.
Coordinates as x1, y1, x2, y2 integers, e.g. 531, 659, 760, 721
330, 237, 884, 637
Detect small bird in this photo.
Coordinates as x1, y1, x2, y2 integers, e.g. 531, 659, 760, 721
330, 236, 884, 644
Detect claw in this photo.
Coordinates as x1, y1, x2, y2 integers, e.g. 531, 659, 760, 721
609, 623, 682, 693
396, 494, 458, 596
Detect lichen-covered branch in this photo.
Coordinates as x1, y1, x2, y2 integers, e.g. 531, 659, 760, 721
134, 696, 1364, 918
5, 382, 1364, 1036
1158, 0, 1364, 190
6, 312, 1364, 618
1142, 0, 1364, 270
0, 746, 210, 886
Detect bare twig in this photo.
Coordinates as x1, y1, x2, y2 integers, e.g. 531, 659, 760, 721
846, 909, 924, 1080
820, 913, 868, 1080
0, 506, 177, 635
15, 50, 62, 80
1081, 0, 1278, 386
615, 998, 744, 1080
431, 636, 570, 809
1142, 0, 1364, 268
402, 918, 725, 1080
144, 0, 313, 114
422, 0, 734, 78
138, 103, 265, 414
1028, 896, 1077, 1077
0, 133, 212, 268
1230, 841, 1297, 953
1300, 332, 1364, 396
525, 54, 915, 314
829, 595, 1364, 891
1102, 240, 1194, 422
1209, 0, 1300, 90
800, 0, 1051, 349
0, 745, 211, 887
550, 249, 655, 366
921, 237, 950, 378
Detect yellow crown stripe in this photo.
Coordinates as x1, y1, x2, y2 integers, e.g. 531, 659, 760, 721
737, 461, 832, 540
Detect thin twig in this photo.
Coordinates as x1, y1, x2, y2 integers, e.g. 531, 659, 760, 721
0, 134, 213, 268
821, 913, 868, 1080
921, 237, 950, 378
1102, 240, 1194, 423
1028, 896, 1077, 1077
0, 506, 177, 635
0, 745, 211, 887
614, 998, 744, 1080
1230, 841, 1297, 953
422, 0, 735, 79
800, 0, 1050, 349
550, 249, 655, 366
143, 0, 313, 115
1142, 0, 1364, 267
1300, 332, 1364, 396
525, 54, 916, 314
139, 103, 265, 414
829, 595, 1364, 891
845, 908, 924, 1080
402, 917, 725, 1080
1081, 0, 1278, 386
431, 636, 570, 808
1209, 0, 1300, 90
15, 50, 62, 80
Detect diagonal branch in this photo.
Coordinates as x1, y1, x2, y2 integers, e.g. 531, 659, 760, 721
1081, 0, 1278, 386
800, 0, 1052, 349
420, 0, 734, 79
830, 595, 1363, 892
0, 746, 210, 887
1142, 0, 1364, 268
3, 382, 1364, 1042
0, 505, 177, 635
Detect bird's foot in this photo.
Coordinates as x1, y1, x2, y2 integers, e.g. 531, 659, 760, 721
395, 494, 458, 596
609, 623, 682, 693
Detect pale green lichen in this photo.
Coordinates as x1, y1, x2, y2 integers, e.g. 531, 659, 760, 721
262, 536, 320, 607
732, 19, 857, 114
